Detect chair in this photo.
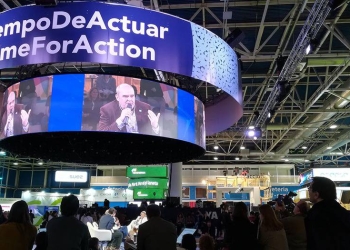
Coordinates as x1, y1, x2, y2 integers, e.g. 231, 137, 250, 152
86, 222, 112, 250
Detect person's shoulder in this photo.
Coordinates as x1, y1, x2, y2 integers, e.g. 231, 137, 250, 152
135, 100, 151, 110
101, 100, 118, 111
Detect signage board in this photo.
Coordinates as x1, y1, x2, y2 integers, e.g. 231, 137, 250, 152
133, 188, 167, 200
127, 178, 168, 189
80, 188, 133, 202
299, 169, 314, 186
270, 186, 300, 199
55, 171, 88, 183
126, 166, 168, 178
313, 168, 350, 182
289, 148, 305, 154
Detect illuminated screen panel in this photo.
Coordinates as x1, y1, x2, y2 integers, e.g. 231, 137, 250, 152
0, 74, 205, 149
133, 188, 167, 200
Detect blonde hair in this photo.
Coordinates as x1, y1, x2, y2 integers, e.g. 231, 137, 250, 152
259, 204, 283, 231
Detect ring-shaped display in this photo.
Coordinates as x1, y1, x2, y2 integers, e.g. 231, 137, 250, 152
0, 2, 242, 135
0, 74, 205, 164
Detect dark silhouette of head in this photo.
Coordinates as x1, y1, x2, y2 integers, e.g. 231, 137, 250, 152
60, 195, 79, 217
181, 234, 196, 250
7, 200, 31, 224
146, 204, 161, 219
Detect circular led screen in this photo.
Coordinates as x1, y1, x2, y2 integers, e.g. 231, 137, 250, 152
0, 74, 205, 164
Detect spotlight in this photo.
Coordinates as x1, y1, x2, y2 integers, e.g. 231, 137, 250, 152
245, 127, 262, 138
302, 146, 307, 149
38, 160, 44, 165
213, 157, 218, 160
13, 162, 18, 166
327, 146, 332, 149
240, 146, 245, 150
330, 124, 337, 129
235, 157, 240, 161
253, 136, 257, 140
0, 150, 6, 156
213, 145, 219, 150
306, 39, 318, 55
248, 126, 254, 129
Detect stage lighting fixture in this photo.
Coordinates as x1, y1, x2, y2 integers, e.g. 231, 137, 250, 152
245, 127, 262, 138
213, 145, 219, 150
35, 0, 57, 6
277, 81, 291, 103
224, 28, 245, 48
276, 55, 288, 72
306, 39, 318, 55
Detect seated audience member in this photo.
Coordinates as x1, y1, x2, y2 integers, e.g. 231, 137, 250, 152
199, 234, 215, 250
0, 200, 37, 250
281, 200, 309, 250
137, 204, 177, 250
34, 232, 48, 250
99, 208, 123, 250
201, 219, 216, 238
178, 234, 197, 250
258, 204, 288, 250
46, 195, 90, 250
88, 237, 99, 250
81, 211, 94, 225
129, 211, 147, 236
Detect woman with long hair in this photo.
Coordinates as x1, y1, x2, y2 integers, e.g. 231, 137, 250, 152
82, 87, 103, 130
224, 202, 258, 250
0, 200, 37, 250
258, 204, 288, 250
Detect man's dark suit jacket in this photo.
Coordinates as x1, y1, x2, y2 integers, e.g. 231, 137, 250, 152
97, 100, 153, 134
137, 217, 177, 250
0, 104, 26, 138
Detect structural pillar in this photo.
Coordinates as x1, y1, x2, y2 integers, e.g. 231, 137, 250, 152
216, 190, 223, 208
169, 162, 182, 203
250, 187, 261, 206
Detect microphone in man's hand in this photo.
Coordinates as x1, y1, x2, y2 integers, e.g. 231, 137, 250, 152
123, 103, 132, 124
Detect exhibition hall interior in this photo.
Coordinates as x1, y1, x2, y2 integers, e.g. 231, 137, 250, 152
0, 0, 350, 250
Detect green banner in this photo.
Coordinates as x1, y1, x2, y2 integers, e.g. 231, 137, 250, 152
128, 178, 168, 189
133, 188, 167, 200
126, 166, 168, 178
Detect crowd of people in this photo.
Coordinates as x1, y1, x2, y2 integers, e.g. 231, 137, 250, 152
0, 176, 349, 250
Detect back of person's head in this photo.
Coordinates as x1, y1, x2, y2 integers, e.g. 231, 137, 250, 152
146, 204, 161, 219
259, 204, 283, 231
181, 234, 196, 250
310, 177, 336, 200
7, 200, 31, 224
232, 202, 248, 219
295, 201, 309, 215
35, 232, 48, 249
199, 234, 215, 250
60, 195, 79, 217
88, 237, 99, 250
107, 208, 116, 215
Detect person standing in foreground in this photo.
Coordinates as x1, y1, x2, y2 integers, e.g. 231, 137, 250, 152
47, 195, 90, 250
0, 200, 37, 250
137, 204, 177, 250
305, 176, 350, 250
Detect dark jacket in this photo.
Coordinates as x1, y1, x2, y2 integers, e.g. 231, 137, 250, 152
282, 214, 307, 250
305, 199, 350, 250
223, 214, 258, 250
98, 214, 115, 230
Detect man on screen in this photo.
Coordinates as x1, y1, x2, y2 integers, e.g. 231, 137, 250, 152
97, 83, 160, 135
0, 91, 31, 138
